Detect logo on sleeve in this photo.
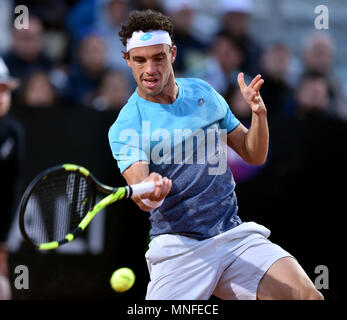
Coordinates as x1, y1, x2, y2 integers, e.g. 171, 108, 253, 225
197, 98, 205, 106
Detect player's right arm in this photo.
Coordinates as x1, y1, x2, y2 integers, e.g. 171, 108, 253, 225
122, 161, 172, 212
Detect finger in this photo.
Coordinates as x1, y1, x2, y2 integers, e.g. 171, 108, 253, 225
140, 173, 162, 199
150, 173, 164, 194
161, 178, 172, 198
156, 178, 171, 200
153, 178, 164, 200
249, 74, 262, 88
253, 79, 264, 92
149, 172, 162, 185
247, 89, 257, 101
150, 177, 171, 201
237, 72, 247, 91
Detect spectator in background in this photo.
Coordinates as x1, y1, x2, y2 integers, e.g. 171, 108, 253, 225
66, 0, 134, 88
274, 72, 346, 233
218, 0, 262, 77
300, 32, 347, 121
259, 42, 293, 117
290, 72, 331, 120
96, 0, 131, 73
63, 33, 109, 107
3, 16, 54, 80
66, 0, 105, 44
13, 1, 72, 73
14, 0, 69, 31
89, 70, 131, 111
16, 71, 58, 108
66, 0, 130, 67
163, 0, 207, 75
0, 57, 24, 300
185, 30, 247, 96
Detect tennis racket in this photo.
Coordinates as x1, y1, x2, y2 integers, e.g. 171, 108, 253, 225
19, 163, 155, 250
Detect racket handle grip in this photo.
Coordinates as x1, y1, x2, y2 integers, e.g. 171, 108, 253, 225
130, 181, 156, 197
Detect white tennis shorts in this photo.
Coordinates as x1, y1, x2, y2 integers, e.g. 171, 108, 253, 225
145, 221, 293, 300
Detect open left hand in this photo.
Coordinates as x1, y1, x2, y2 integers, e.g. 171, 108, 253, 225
237, 73, 267, 115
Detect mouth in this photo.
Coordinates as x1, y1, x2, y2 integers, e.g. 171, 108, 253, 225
142, 77, 159, 89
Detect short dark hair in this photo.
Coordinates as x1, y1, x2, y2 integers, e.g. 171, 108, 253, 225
119, 9, 175, 47
214, 30, 242, 53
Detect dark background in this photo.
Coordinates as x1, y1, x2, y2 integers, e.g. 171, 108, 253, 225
6, 107, 346, 300
7, 107, 151, 300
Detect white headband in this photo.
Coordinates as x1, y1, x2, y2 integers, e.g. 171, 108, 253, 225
126, 30, 172, 52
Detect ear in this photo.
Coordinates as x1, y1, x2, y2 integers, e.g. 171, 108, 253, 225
123, 51, 131, 68
170, 46, 177, 64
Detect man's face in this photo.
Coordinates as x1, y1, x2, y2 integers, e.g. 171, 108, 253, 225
12, 18, 42, 62
224, 12, 250, 38
125, 44, 177, 98
304, 40, 333, 75
212, 37, 242, 73
297, 78, 329, 112
79, 35, 106, 74
0, 84, 11, 118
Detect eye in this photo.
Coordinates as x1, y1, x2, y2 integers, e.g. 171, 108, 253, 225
154, 56, 164, 62
133, 58, 146, 63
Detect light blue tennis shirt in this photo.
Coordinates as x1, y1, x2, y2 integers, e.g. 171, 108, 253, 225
108, 78, 242, 240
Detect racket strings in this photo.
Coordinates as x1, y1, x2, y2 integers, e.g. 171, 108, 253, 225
23, 171, 94, 245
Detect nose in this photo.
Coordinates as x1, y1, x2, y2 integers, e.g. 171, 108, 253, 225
145, 59, 156, 75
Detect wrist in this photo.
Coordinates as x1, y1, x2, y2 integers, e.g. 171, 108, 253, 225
252, 108, 267, 118
139, 178, 164, 210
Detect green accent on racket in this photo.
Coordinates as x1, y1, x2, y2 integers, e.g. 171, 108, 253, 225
19, 164, 155, 250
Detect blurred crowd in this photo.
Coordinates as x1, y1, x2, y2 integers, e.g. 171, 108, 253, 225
0, 0, 346, 121
1, 0, 347, 301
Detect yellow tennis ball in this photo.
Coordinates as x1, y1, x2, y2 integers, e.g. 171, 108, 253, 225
110, 267, 135, 293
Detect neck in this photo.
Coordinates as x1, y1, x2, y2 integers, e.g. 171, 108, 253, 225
138, 73, 178, 104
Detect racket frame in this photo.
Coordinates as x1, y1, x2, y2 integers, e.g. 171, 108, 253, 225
19, 164, 131, 250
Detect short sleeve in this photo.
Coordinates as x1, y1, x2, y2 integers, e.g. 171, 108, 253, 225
108, 108, 148, 174
212, 88, 240, 133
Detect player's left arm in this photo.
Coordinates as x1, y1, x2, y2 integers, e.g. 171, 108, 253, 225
227, 73, 269, 165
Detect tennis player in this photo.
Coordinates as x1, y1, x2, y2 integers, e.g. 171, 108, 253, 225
108, 10, 323, 300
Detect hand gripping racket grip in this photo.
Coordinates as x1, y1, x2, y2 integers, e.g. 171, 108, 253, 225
128, 181, 156, 197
